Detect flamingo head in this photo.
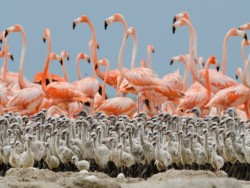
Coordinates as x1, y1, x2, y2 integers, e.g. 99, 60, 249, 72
239, 23, 250, 31
147, 45, 155, 53
77, 52, 91, 64
104, 13, 124, 30
170, 55, 185, 65
5, 24, 24, 38
207, 56, 220, 72
43, 28, 51, 43
241, 39, 250, 48
61, 50, 70, 61
235, 67, 242, 80
172, 18, 189, 34
73, 15, 90, 29
227, 28, 247, 40
98, 58, 109, 67
173, 12, 190, 24
127, 27, 136, 38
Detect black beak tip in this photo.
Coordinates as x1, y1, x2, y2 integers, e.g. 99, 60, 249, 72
60, 59, 63, 65
170, 59, 174, 65
216, 66, 220, 72
172, 26, 176, 34
73, 22, 76, 30
10, 54, 14, 61
152, 49, 155, 53
0, 39, 2, 44
173, 16, 177, 24
87, 59, 91, 64
67, 57, 70, 61
4, 30, 8, 38
95, 64, 98, 70
236, 75, 238, 80
104, 21, 108, 30
244, 33, 248, 41
43, 38, 46, 43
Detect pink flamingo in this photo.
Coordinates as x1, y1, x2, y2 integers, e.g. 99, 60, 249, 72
41, 28, 89, 107
241, 39, 250, 67
3, 24, 45, 115
96, 58, 136, 117
173, 19, 241, 93
72, 15, 101, 115
177, 56, 219, 115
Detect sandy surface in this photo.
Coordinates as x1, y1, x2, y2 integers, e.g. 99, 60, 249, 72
0, 168, 249, 188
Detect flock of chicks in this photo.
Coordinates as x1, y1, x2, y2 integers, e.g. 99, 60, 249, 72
0, 107, 250, 180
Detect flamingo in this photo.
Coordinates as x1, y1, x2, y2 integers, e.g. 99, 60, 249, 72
105, 13, 183, 113
240, 39, 250, 67
173, 19, 241, 93
72, 15, 101, 115
96, 58, 136, 117
34, 53, 66, 85
41, 28, 89, 107
177, 56, 220, 115
3, 24, 45, 115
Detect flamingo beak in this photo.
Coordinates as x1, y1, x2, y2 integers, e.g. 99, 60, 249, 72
236, 75, 238, 80
4, 30, 8, 38
244, 33, 248, 41
170, 59, 174, 65
43, 38, 46, 43
10, 54, 14, 61
172, 26, 176, 34
104, 21, 108, 30
0, 39, 2, 44
60, 59, 63, 65
67, 56, 70, 61
173, 16, 177, 24
73, 22, 76, 30
216, 65, 220, 72
87, 58, 91, 64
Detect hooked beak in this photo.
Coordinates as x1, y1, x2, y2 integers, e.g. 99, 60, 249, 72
43, 38, 46, 43
73, 22, 76, 30
104, 21, 108, 30
236, 75, 238, 80
244, 33, 248, 41
173, 16, 177, 24
10, 54, 14, 61
172, 26, 176, 34
170, 59, 174, 65
87, 58, 91, 64
4, 30, 8, 38
216, 65, 220, 72
0, 39, 2, 44
60, 59, 63, 65
67, 56, 70, 61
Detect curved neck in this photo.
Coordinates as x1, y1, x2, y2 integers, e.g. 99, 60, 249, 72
102, 63, 109, 102
222, 34, 229, 75
205, 61, 211, 101
76, 58, 82, 80
242, 44, 247, 68
118, 18, 129, 78
18, 28, 27, 89
2, 38, 8, 81
183, 55, 189, 91
42, 35, 52, 92
87, 21, 97, 78
244, 54, 250, 87
61, 60, 68, 82
131, 33, 138, 69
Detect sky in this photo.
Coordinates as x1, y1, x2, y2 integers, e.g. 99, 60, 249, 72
0, 0, 250, 97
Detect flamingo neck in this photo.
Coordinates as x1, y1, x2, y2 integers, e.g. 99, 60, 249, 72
205, 61, 211, 101
42, 36, 52, 93
118, 18, 128, 78
241, 44, 247, 68
2, 38, 8, 81
147, 48, 152, 70
244, 54, 250, 87
102, 64, 109, 102
87, 21, 97, 78
76, 58, 82, 80
183, 55, 189, 91
222, 34, 229, 75
18, 29, 27, 89
131, 33, 138, 69
61, 60, 68, 82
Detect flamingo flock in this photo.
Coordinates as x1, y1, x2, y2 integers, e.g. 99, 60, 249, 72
0, 12, 250, 179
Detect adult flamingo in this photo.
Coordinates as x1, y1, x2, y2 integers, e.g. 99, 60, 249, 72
105, 13, 183, 113
41, 28, 89, 107
3, 24, 45, 115
241, 39, 250, 67
72, 15, 101, 115
177, 56, 220, 115
173, 19, 240, 93
96, 58, 136, 117
34, 53, 66, 85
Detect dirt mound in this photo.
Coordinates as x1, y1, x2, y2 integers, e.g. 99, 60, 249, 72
151, 169, 227, 181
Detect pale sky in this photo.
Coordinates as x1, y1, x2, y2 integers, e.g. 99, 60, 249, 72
1, 1, 249, 96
